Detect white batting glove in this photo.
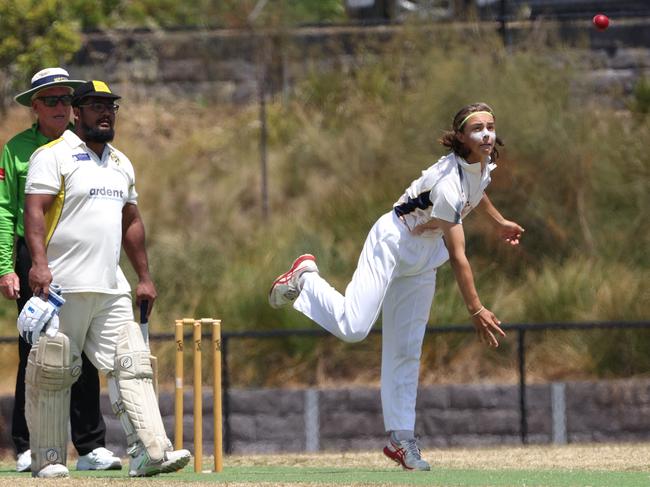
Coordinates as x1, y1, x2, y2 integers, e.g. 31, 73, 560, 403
17, 297, 56, 344
42, 284, 65, 338
17, 284, 65, 344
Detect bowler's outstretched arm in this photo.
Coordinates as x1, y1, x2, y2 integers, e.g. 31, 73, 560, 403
435, 217, 506, 347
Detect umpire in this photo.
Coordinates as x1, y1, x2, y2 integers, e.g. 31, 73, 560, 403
0, 68, 121, 472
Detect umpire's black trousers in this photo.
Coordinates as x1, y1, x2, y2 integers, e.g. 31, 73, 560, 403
11, 237, 107, 456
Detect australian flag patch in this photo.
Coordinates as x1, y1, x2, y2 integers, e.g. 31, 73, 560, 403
72, 152, 91, 161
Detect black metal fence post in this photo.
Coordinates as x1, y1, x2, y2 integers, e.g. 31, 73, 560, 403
517, 328, 528, 444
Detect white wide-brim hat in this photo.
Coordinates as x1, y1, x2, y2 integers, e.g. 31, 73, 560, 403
14, 67, 85, 107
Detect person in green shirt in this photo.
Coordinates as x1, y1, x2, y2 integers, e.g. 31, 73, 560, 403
0, 67, 122, 473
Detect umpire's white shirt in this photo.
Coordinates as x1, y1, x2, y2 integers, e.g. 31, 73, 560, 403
26, 130, 137, 294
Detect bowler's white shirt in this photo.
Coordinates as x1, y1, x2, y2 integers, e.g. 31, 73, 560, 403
26, 130, 137, 293
393, 152, 495, 236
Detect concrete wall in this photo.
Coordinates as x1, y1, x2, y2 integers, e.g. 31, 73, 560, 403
2, 379, 649, 457
61, 21, 650, 107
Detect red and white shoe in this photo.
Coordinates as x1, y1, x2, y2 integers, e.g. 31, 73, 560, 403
268, 254, 318, 308
383, 438, 431, 471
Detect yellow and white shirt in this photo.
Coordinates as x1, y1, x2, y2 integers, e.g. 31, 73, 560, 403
25, 130, 137, 293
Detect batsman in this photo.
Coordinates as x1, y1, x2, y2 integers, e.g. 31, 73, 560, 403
18, 80, 190, 477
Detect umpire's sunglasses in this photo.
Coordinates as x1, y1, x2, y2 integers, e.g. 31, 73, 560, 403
35, 95, 73, 107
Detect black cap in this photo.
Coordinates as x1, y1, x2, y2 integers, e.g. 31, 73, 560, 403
72, 80, 121, 106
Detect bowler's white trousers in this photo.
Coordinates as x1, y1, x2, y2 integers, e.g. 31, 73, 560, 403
294, 211, 449, 431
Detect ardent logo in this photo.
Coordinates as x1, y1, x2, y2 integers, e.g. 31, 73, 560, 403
89, 187, 124, 198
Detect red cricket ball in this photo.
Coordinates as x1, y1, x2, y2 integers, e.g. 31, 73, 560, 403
592, 14, 610, 31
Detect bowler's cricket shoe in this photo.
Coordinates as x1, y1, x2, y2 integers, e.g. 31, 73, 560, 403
16, 449, 31, 472
269, 254, 319, 308
129, 448, 191, 477
383, 438, 431, 471
77, 447, 122, 471
34, 463, 70, 478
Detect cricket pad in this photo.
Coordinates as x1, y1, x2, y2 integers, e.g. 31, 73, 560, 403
112, 321, 168, 461
25, 332, 81, 472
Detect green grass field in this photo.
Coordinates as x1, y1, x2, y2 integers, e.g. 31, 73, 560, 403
0, 444, 648, 486
1, 466, 647, 486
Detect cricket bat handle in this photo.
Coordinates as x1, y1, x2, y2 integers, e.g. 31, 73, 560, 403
139, 300, 159, 398
139, 300, 150, 347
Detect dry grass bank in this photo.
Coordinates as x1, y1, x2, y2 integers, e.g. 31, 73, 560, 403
0, 27, 647, 389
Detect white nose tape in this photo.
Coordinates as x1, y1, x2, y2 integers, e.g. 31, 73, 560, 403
469, 128, 495, 142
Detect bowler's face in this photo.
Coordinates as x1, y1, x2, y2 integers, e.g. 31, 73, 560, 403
458, 113, 496, 163
31, 86, 73, 139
